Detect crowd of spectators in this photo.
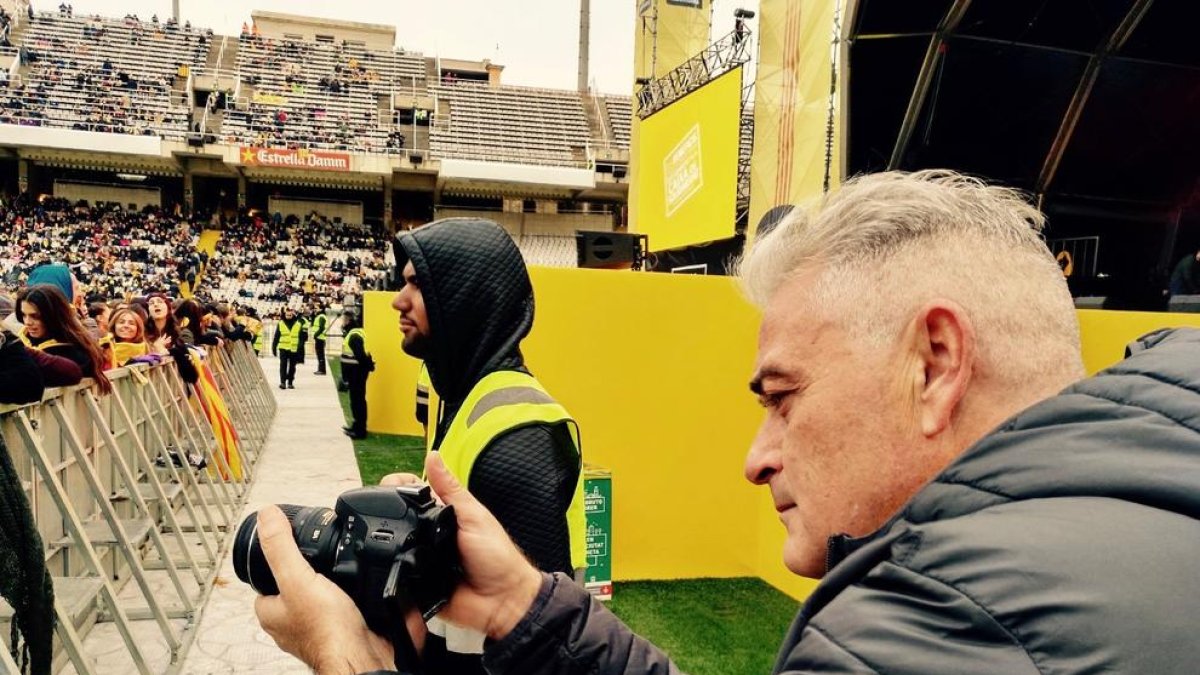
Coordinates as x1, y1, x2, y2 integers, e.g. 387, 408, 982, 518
200, 211, 390, 318
224, 30, 398, 154
0, 194, 202, 299
0, 259, 263, 405
0, 9, 204, 136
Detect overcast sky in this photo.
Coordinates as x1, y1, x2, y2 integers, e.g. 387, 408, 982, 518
60, 0, 759, 95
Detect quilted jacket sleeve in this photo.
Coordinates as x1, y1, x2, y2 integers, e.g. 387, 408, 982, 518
469, 424, 578, 575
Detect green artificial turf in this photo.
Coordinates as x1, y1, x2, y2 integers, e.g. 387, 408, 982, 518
608, 577, 799, 675
329, 358, 799, 673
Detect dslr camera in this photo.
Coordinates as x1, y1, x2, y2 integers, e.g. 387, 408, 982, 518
234, 485, 459, 665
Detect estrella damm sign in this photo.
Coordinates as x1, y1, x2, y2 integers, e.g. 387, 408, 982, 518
239, 147, 351, 172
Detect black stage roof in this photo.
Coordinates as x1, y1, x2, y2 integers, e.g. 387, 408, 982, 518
847, 0, 1199, 298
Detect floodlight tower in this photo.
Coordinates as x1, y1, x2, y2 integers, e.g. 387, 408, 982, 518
578, 0, 591, 92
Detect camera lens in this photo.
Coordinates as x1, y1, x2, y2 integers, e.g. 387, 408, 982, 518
233, 504, 341, 595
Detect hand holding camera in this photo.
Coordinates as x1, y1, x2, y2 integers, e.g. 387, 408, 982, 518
245, 454, 543, 673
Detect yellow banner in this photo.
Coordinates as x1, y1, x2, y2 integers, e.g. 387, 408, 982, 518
252, 91, 289, 106
630, 0, 713, 234
636, 67, 742, 251
748, 0, 845, 244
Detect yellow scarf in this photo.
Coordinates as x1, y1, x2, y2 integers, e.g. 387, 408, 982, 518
112, 341, 149, 366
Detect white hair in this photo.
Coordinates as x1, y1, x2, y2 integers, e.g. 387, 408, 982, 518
737, 170, 1084, 386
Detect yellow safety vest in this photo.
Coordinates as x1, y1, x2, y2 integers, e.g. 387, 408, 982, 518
432, 370, 586, 571
312, 313, 329, 340
340, 327, 367, 364
276, 320, 302, 352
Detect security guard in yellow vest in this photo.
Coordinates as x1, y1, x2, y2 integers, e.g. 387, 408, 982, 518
339, 310, 371, 439
310, 304, 329, 376
389, 219, 585, 674
271, 306, 305, 389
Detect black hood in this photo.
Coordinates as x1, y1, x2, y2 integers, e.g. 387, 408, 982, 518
393, 218, 533, 408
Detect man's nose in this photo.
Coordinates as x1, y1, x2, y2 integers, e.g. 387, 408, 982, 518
744, 417, 782, 485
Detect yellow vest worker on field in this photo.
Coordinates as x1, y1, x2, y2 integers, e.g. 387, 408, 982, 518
310, 303, 330, 376
339, 310, 372, 439
386, 218, 586, 675
271, 306, 305, 389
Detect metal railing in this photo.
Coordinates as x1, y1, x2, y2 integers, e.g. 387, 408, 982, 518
0, 340, 275, 674
634, 28, 753, 120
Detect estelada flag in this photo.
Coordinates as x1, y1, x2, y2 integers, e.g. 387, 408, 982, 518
189, 350, 243, 480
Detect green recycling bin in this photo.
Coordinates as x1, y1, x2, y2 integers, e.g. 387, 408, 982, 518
583, 464, 612, 600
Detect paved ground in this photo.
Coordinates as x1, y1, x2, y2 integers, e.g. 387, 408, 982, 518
56, 355, 361, 674
179, 356, 362, 674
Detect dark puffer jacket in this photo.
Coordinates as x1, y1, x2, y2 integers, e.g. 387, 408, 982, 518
481, 328, 1200, 675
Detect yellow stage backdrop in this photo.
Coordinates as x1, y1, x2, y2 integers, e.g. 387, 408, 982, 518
748, 0, 845, 244
635, 67, 743, 252
363, 274, 1200, 601
630, 0, 713, 238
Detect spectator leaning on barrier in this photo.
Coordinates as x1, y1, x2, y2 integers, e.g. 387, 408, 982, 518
254, 171, 1200, 675
0, 293, 45, 404
15, 284, 111, 393
108, 306, 164, 368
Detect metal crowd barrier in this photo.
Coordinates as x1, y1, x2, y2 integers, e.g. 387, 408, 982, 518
0, 340, 276, 674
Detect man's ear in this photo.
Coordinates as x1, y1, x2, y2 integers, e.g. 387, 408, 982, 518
906, 301, 975, 437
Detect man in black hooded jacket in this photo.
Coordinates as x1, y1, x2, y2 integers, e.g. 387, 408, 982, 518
382, 218, 586, 674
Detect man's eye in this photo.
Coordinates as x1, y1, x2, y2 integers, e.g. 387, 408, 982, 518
757, 392, 785, 409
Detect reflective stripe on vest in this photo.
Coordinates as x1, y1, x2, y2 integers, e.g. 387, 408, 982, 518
277, 321, 302, 352
416, 362, 431, 404
340, 328, 367, 364
432, 370, 586, 571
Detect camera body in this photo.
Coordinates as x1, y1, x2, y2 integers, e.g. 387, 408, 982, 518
235, 485, 460, 636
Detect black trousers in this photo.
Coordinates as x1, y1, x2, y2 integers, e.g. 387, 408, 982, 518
345, 364, 369, 434
278, 350, 299, 385
314, 339, 326, 373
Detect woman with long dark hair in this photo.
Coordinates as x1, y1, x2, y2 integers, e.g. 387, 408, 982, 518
173, 298, 222, 346
142, 293, 197, 385
144, 292, 180, 347
15, 284, 113, 393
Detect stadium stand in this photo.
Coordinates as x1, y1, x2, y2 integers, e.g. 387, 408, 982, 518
429, 81, 594, 166
604, 96, 632, 148
221, 32, 419, 154
0, 7, 633, 163
0, 11, 203, 138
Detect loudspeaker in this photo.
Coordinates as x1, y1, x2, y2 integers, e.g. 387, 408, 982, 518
186, 133, 204, 147
612, 165, 627, 179
576, 231, 640, 268
410, 153, 424, 165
